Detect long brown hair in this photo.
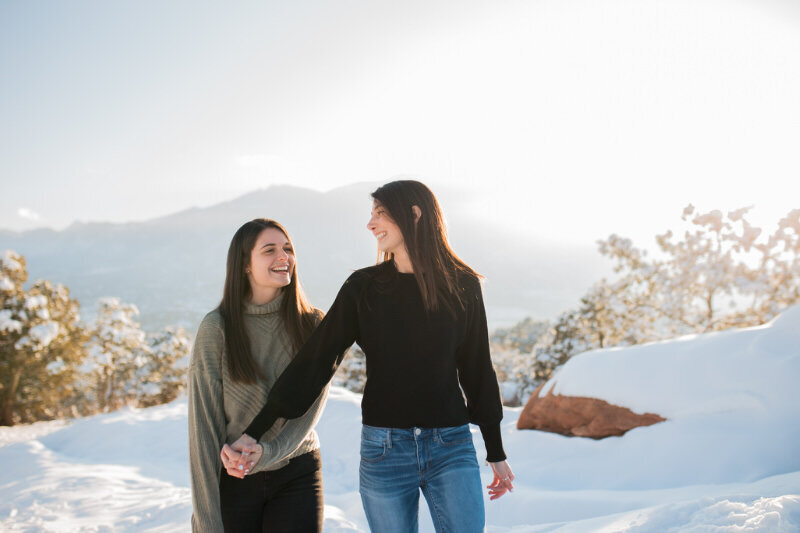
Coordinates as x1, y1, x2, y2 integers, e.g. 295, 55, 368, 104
219, 219, 318, 384
371, 180, 480, 313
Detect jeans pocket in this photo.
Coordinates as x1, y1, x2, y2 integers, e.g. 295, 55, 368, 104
360, 439, 388, 463
437, 425, 473, 447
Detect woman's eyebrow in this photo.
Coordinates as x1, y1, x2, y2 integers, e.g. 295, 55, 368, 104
260, 242, 289, 249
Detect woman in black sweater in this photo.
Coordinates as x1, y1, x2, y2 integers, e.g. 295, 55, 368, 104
228, 180, 514, 532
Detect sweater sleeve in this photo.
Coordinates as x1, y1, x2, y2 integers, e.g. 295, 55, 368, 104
188, 313, 227, 533
244, 275, 361, 439
455, 279, 507, 463
253, 383, 330, 471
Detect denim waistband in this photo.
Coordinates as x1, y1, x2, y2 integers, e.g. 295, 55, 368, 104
361, 424, 470, 446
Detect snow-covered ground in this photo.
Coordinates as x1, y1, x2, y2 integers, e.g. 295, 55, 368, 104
2, 306, 799, 532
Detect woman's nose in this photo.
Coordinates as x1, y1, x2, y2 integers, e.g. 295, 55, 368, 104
366, 217, 376, 231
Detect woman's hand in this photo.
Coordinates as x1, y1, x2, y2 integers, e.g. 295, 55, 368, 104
487, 460, 514, 500
220, 444, 249, 478
220, 434, 261, 478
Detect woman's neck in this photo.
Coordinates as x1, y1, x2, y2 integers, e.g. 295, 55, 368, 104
249, 286, 282, 306
392, 249, 414, 273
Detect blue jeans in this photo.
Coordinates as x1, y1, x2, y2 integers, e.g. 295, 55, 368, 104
359, 424, 484, 533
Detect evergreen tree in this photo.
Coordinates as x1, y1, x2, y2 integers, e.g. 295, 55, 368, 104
332, 345, 367, 393
138, 326, 190, 407
597, 206, 800, 336
84, 298, 151, 412
489, 318, 549, 406
498, 207, 800, 406
527, 206, 800, 395
0, 251, 86, 425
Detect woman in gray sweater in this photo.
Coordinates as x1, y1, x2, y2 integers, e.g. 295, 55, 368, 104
188, 219, 327, 532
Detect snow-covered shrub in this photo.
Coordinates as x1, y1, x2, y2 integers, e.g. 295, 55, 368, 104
525, 206, 800, 405
137, 327, 190, 407
333, 345, 367, 393
0, 251, 87, 425
82, 298, 152, 412
490, 318, 549, 406
595, 205, 800, 336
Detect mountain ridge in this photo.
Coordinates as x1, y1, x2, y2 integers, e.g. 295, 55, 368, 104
0, 183, 606, 332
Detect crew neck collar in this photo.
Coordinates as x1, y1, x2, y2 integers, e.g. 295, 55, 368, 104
244, 290, 285, 315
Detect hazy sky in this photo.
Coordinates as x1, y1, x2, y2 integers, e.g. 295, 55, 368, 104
2, 0, 799, 247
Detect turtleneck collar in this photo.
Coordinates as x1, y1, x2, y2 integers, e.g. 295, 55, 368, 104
243, 290, 286, 315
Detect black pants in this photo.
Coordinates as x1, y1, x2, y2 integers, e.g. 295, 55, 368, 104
219, 449, 324, 533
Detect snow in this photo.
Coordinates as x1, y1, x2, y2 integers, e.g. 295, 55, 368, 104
0, 309, 23, 333
46, 358, 66, 375
1, 250, 23, 272
693, 210, 725, 232
0, 276, 14, 291
1, 307, 798, 531
24, 295, 48, 310
29, 322, 60, 346
14, 322, 60, 350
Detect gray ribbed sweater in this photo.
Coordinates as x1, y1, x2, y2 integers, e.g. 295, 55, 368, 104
188, 293, 327, 532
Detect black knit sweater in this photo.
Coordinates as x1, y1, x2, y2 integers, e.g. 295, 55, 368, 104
245, 260, 506, 462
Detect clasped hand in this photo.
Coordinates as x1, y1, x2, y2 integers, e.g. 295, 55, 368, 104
220, 434, 262, 479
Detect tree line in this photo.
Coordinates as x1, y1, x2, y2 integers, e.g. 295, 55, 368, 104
491, 206, 800, 405
0, 251, 189, 426
4, 205, 799, 420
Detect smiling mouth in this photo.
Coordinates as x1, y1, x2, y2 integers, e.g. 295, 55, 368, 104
376, 232, 387, 240
271, 266, 290, 273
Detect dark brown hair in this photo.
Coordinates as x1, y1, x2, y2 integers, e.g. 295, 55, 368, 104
219, 219, 318, 384
371, 180, 480, 313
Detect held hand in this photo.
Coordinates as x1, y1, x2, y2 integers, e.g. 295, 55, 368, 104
487, 460, 514, 500
231, 433, 257, 452
220, 434, 260, 479
231, 434, 260, 474
220, 444, 249, 479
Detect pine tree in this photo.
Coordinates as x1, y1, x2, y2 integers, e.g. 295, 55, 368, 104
332, 345, 367, 393
138, 326, 190, 407
490, 318, 549, 405
83, 298, 151, 412
0, 251, 86, 425
596, 205, 800, 336
527, 206, 800, 394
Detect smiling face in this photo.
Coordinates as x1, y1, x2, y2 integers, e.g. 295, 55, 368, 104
246, 227, 295, 298
367, 199, 405, 256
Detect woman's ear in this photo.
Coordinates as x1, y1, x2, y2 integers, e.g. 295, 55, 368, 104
412, 205, 422, 223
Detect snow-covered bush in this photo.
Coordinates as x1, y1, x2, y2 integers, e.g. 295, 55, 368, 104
82, 298, 150, 412
138, 327, 190, 407
0, 251, 86, 425
597, 205, 800, 335
524, 207, 800, 403
1, 252, 192, 422
490, 318, 549, 406
80, 298, 192, 413
333, 345, 367, 393
490, 317, 549, 354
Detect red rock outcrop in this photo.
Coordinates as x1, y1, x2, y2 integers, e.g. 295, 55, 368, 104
517, 383, 666, 438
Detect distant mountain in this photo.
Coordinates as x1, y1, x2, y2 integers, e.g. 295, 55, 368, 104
0, 183, 607, 332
